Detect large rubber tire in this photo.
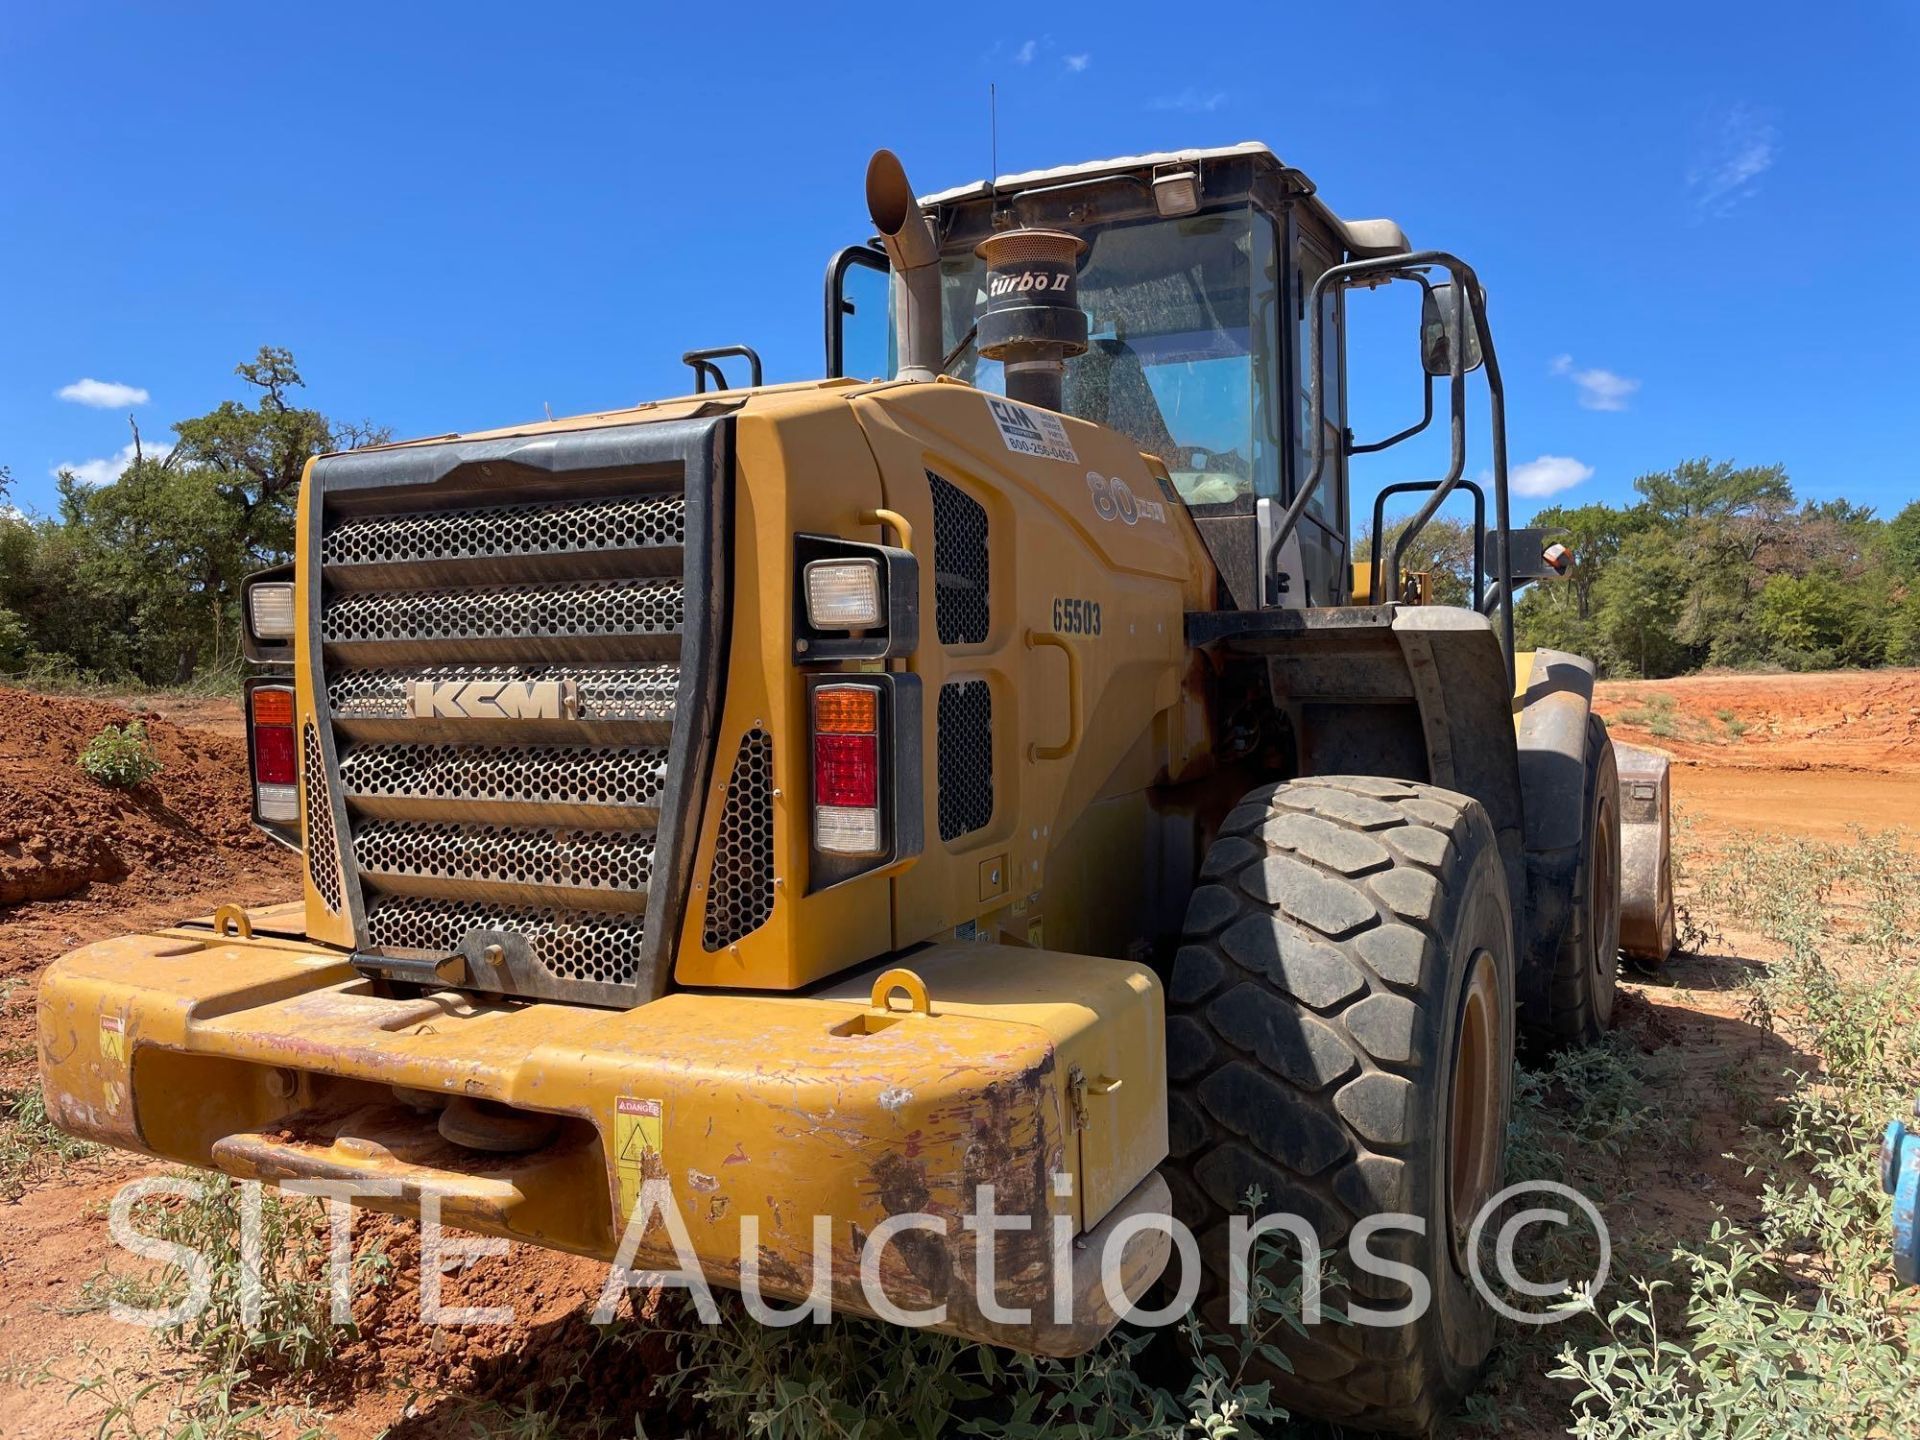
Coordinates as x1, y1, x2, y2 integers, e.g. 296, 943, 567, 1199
1525, 716, 1622, 1048
1166, 776, 1517, 1435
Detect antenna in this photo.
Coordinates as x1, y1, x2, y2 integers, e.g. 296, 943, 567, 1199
990, 83, 999, 191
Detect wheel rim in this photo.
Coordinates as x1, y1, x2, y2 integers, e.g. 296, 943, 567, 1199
1448, 948, 1502, 1271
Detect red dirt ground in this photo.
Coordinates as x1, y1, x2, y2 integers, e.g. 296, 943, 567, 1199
0, 688, 286, 907
0, 674, 1911, 1436
0, 688, 672, 1437
1595, 668, 1920, 840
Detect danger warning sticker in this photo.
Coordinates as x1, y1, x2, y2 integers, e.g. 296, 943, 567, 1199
99, 1014, 126, 1063
614, 1096, 663, 1217
986, 396, 1078, 464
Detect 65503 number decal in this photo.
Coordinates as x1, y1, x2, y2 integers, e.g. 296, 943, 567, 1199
1052, 597, 1102, 635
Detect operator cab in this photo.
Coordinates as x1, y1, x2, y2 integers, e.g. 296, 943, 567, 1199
828, 144, 1416, 612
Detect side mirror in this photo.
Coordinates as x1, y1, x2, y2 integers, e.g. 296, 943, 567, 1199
1421, 281, 1484, 376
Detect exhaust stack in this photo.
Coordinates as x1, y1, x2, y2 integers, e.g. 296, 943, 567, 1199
866, 150, 942, 382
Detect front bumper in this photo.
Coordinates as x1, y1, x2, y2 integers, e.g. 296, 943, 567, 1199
38, 911, 1169, 1355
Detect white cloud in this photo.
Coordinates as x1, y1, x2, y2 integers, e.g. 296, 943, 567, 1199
1549, 353, 1640, 411
1150, 88, 1228, 113
1687, 104, 1776, 220
1013, 39, 1037, 64
1509, 455, 1595, 498
53, 440, 151, 487
1064, 53, 1090, 72
58, 377, 150, 409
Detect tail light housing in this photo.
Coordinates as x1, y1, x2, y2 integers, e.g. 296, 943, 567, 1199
814, 684, 883, 854
245, 680, 300, 835
807, 674, 923, 889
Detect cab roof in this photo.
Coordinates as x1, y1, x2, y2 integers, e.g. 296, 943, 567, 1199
920, 141, 1411, 259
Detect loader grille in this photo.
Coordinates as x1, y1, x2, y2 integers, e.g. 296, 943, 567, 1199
702, 728, 775, 951
339, 742, 670, 817
321, 494, 686, 571
929, 472, 990, 646
936, 680, 994, 842
355, 820, 657, 900
320, 577, 685, 660
364, 896, 645, 987
305, 420, 729, 1007
301, 720, 343, 914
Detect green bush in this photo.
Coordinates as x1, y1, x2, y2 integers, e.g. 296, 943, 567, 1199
1543, 826, 1920, 1437
99, 1174, 391, 1376
0, 604, 27, 672
78, 719, 163, 787
0, 1084, 100, 1201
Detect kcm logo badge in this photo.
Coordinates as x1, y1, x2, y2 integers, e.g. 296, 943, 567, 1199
406, 678, 579, 721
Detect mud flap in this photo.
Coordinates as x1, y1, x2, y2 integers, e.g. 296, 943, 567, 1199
1615, 743, 1675, 963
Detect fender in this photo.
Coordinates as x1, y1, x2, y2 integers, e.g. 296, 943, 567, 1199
1514, 649, 1674, 982
1513, 649, 1598, 997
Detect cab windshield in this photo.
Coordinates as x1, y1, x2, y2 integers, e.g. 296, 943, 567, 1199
940, 206, 1282, 506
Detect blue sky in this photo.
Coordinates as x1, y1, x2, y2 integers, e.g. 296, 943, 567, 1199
4, 1, 1916, 527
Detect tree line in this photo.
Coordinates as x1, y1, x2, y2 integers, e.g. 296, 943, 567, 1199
0, 348, 386, 686
1514, 460, 1920, 676
3, 352, 1914, 687
1377, 459, 1918, 677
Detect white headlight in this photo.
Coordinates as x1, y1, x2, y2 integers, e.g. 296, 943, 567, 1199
1152, 169, 1200, 217
804, 558, 883, 630
249, 582, 296, 640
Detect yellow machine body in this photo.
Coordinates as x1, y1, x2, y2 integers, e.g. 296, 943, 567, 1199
41, 903, 1169, 1351
41, 377, 1203, 1353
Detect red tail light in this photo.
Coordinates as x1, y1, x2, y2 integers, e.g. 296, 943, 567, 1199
814, 733, 878, 808
248, 684, 299, 825
253, 723, 296, 785
812, 683, 883, 855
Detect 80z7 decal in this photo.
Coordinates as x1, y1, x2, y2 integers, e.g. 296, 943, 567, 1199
1052, 596, 1101, 635
1086, 471, 1166, 526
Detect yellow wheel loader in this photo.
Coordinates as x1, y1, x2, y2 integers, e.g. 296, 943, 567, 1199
40, 144, 1674, 1432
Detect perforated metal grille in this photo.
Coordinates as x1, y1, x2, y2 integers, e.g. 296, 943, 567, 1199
937, 681, 994, 842
364, 896, 642, 986
322, 495, 685, 568
702, 729, 774, 950
301, 721, 343, 913
355, 820, 656, 895
326, 664, 680, 724
321, 578, 684, 647
928, 472, 990, 646
340, 743, 668, 811
307, 422, 727, 1008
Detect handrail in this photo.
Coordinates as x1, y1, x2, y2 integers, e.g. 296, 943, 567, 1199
1369, 478, 1486, 612
859, 507, 914, 556
682, 345, 764, 393
1025, 630, 1082, 761
823, 244, 889, 378
1263, 249, 1514, 681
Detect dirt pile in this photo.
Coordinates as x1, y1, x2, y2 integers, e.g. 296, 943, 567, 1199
1595, 668, 1920, 772
318, 1215, 682, 1433
0, 687, 283, 906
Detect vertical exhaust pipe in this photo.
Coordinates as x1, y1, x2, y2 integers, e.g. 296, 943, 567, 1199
866, 150, 943, 382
